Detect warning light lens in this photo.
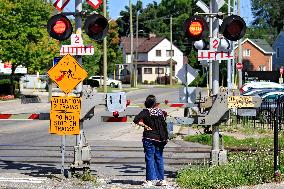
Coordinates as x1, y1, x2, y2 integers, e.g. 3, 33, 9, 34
126, 100, 131, 107
226, 20, 243, 37
188, 21, 203, 36
53, 20, 67, 34
113, 111, 119, 118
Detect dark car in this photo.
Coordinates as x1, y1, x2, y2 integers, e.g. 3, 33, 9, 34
257, 92, 284, 121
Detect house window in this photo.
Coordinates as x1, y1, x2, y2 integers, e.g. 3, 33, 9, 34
155, 68, 164, 74
156, 50, 161, 57
277, 48, 280, 58
243, 49, 251, 57
259, 65, 266, 71
144, 68, 152, 74
166, 50, 174, 57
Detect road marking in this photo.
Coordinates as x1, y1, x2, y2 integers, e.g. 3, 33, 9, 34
0, 177, 46, 183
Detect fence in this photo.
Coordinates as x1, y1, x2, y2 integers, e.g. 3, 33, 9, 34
228, 98, 284, 130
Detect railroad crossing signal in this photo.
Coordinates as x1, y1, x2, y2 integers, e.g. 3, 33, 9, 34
184, 15, 209, 42
47, 14, 73, 41
84, 13, 109, 41
47, 54, 88, 94
219, 15, 246, 41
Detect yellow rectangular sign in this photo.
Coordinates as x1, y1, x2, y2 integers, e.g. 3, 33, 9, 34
50, 96, 81, 135
228, 96, 254, 108
51, 96, 81, 111
49, 111, 80, 135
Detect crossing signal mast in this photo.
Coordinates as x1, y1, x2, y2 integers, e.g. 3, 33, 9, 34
184, 14, 246, 50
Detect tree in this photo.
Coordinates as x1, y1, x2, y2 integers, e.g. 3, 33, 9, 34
0, 0, 55, 94
251, 0, 284, 35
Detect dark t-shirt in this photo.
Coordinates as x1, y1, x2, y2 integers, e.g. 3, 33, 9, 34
133, 108, 168, 142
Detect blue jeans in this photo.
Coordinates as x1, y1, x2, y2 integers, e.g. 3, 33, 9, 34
142, 138, 166, 181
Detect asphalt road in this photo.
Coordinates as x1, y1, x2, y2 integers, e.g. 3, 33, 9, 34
0, 87, 210, 187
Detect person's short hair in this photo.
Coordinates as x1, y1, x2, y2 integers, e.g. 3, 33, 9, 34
144, 95, 156, 108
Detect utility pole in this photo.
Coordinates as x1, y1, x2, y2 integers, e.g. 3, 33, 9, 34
231, 0, 236, 88
134, 0, 140, 87
130, 0, 134, 87
170, 15, 173, 86
237, 0, 242, 88
103, 0, 107, 92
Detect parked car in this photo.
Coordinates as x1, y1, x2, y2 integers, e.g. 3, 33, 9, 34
257, 91, 284, 121
89, 76, 122, 88
240, 82, 284, 94
242, 88, 283, 96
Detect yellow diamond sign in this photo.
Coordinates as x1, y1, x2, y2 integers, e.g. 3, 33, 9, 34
47, 54, 88, 94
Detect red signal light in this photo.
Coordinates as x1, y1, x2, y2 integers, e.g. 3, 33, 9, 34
53, 20, 67, 34
188, 21, 203, 36
47, 14, 73, 41
185, 15, 208, 41
113, 111, 119, 118
220, 15, 246, 41
84, 13, 109, 41
126, 100, 131, 107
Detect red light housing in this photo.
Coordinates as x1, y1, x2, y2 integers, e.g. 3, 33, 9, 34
220, 15, 246, 41
113, 111, 119, 118
84, 13, 109, 41
47, 14, 73, 41
184, 15, 208, 41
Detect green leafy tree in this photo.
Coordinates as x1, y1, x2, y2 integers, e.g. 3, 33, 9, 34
0, 0, 56, 94
251, 0, 284, 36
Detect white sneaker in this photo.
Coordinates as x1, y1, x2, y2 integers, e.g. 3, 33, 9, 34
156, 180, 168, 186
142, 180, 154, 187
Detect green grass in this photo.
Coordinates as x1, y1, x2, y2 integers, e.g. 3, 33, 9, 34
177, 134, 284, 188
184, 133, 284, 149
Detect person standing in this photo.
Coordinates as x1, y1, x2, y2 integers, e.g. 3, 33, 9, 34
133, 95, 168, 187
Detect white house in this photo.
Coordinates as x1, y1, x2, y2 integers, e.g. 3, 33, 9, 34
0, 61, 27, 75
272, 31, 284, 70
119, 35, 186, 84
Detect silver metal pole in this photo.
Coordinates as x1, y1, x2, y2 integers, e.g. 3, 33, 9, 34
208, 2, 213, 91
212, 0, 219, 95
75, 0, 83, 146
227, 0, 232, 89
210, 0, 220, 165
135, 0, 139, 87
61, 135, 66, 175
237, 0, 242, 88
103, 0, 107, 92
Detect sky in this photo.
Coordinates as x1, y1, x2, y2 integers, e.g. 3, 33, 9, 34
64, 0, 254, 25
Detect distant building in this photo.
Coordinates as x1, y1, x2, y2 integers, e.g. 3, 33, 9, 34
234, 38, 275, 71
119, 34, 189, 84
0, 61, 27, 75
272, 31, 284, 70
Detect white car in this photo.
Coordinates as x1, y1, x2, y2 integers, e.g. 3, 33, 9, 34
240, 82, 284, 93
89, 76, 122, 88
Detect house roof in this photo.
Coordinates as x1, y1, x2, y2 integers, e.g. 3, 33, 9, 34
241, 38, 275, 54
134, 59, 177, 66
121, 37, 165, 53
273, 31, 284, 48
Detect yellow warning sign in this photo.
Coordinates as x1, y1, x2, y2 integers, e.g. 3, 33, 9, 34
228, 96, 254, 108
49, 111, 80, 135
47, 54, 88, 94
51, 96, 81, 111
50, 96, 81, 135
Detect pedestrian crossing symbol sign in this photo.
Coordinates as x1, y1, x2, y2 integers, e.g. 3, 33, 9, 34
47, 54, 88, 94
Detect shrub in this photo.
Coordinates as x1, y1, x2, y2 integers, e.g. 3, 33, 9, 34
143, 80, 149, 84
149, 81, 155, 85
177, 151, 279, 189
